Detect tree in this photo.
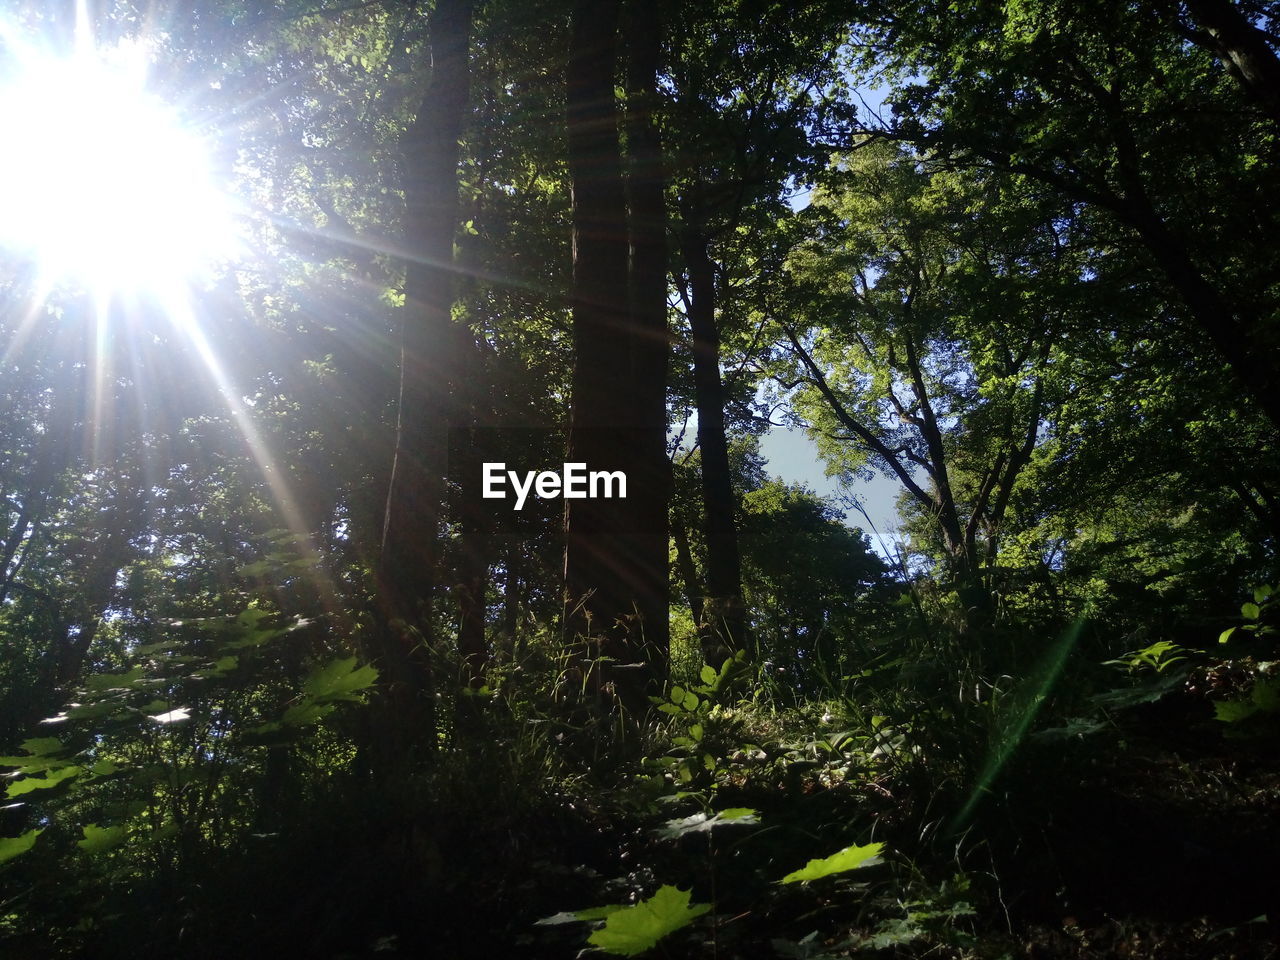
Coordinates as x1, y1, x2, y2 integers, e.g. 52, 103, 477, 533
375, 0, 476, 754
664, 0, 850, 659
772, 144, 1073, 624
561, 0, 669, 705
863, 0, 1280, 429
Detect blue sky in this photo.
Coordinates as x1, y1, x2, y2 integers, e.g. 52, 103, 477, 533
758, 425, 905, 554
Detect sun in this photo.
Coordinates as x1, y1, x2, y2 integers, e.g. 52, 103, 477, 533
0, 35, 239, 299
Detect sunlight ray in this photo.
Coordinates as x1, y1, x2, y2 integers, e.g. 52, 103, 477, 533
0, 275, 56, 369
156, 286, 344, 621
90, 292, 112, 466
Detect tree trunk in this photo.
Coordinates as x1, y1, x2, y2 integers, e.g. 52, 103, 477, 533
680, 221, 746, 662
563, 0, 669, 708
623, 0, 671, 686
1184, 0, 1280, 127
375, 0, 474, 760
672, 518, 705, 628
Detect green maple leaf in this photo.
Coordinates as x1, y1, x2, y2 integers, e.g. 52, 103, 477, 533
78, 824, 127, 854
587, 885, 711, 956
7, 764, 83, 798
0, 828, 42, 864
779, 841, 885, 884
302, 657, 379, 703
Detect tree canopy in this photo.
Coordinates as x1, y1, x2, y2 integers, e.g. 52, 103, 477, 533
0, 1, 1277, 957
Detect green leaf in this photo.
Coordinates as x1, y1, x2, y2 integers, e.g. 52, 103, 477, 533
90, 759, 120, 776
85, 666, 148, 692
7, 764, 83, 797
699, 665, 717, 685
225, 628, 285, 650
65, 700, 121, 720
301, 657, 379, 703
281, 701, 336, 727
134, 639, 181, 655
0, 755, 70, 773
534, 904, 627, 926
655, 807, 760, 839
193, 655, 239, 679
0, 828, 42, 864
1219, 627, 1237, 644
1242, 602, 1261, 621
1251, 677, 1280, 712
779, 842, 885, 884
236, 606, 271, 629
21, 737, 64, 756
681, 691, 700, 711
669, 685, 687, 706
587, 886, 711, 956
1213, 699, 1258, 724
78, 824, 126, 854
1254, 586, 1273, 603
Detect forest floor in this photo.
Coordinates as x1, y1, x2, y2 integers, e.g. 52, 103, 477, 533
509, 691, 1280, 960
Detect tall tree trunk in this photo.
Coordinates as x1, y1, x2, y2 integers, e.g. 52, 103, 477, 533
623, 0, 671, 686
563, 0, 668, 708
680, 221, 746, 663
376, 0, 474, 760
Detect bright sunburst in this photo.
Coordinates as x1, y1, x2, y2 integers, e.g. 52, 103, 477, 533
0, 29, 239, 298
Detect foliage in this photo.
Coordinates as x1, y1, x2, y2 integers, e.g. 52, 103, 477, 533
778, 841, 884, 884
586, 885, 712, 957
0, 0, 1277, 956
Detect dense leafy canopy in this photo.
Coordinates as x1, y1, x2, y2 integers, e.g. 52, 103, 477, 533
0, 0, 1276, 957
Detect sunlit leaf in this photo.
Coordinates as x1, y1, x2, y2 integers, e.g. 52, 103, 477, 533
7, 765, 83, 797
0, 828, 42, 864
0, 755, 70, 773
78, 824, 126, 853
85, 666, 147, 692
656, 807, 760, 839
148, 708, 191, 725
779, 842, 885, 884
65, 701, 121, 720
587, 885, 711, 956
